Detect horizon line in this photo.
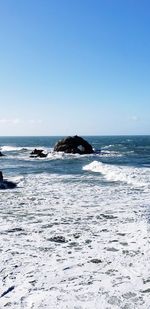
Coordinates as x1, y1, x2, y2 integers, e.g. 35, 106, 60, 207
0, 134, 150, 137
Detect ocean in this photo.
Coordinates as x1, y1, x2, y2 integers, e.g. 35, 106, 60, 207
0, 136, 150, 309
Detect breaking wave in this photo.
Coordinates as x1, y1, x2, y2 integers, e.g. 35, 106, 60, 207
83, 160, 150, 188
1, 146, 26, 152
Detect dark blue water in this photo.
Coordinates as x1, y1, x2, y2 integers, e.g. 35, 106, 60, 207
0, 136, 150, 177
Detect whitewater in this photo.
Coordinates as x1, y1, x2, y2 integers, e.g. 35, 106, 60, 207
0, 136, 150, 309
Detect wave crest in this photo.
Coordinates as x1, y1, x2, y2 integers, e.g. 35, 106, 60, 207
83, 160, 149, 188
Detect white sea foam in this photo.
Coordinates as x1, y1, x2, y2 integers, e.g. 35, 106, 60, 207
83, 160, 150, 188
0, 172, 149, 308
47, 151, 94, 160
9, 175, 24, 183
1, 146, 24, 152
100, 150, 123, 157
47, 151, 66, 160
1, 145, 49, 153
102, 144, 114, 149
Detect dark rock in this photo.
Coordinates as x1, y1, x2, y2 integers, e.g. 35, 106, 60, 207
0, 171, 3, 181
30, 149, 47, 158
54, 135, 94, 154
0, 151, 5, 157
90, 259, 102, 264
7, 228, 23, 233
0, 171, 17, 190
48, 236, 66, 243
31, 149, 43, 155
0, 180, 17, 190
36, 152, 47, 158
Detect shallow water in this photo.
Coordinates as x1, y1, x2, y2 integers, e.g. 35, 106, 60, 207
0, 136, 150, 308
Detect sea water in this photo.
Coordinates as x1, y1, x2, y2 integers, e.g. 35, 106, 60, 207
0, 136, 150, 308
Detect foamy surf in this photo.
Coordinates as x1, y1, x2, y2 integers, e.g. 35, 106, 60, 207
83, 160, 149, 188
1, 146, 24, 152
0, 172, 149, 308
1, 145, 50, 152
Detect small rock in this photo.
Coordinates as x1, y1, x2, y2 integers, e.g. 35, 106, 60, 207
30, 149, 47, 158
48, 236, 66, 243
90, 259, 102, 264
7, 228, 24, 233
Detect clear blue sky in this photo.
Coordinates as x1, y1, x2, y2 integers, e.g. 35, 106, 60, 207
0, 0, 150, 135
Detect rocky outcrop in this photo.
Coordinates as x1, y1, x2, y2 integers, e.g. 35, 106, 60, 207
0, 180, 17, 189
30, 149, 47, 158
0, 151, 5, 157
0, 171, 17, 190
54, 135, 94, 154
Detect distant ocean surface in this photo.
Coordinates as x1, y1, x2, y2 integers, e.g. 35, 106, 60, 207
0, 136, 150, 308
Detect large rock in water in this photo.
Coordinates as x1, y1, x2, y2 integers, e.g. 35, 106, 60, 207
54, 135, 94, 154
